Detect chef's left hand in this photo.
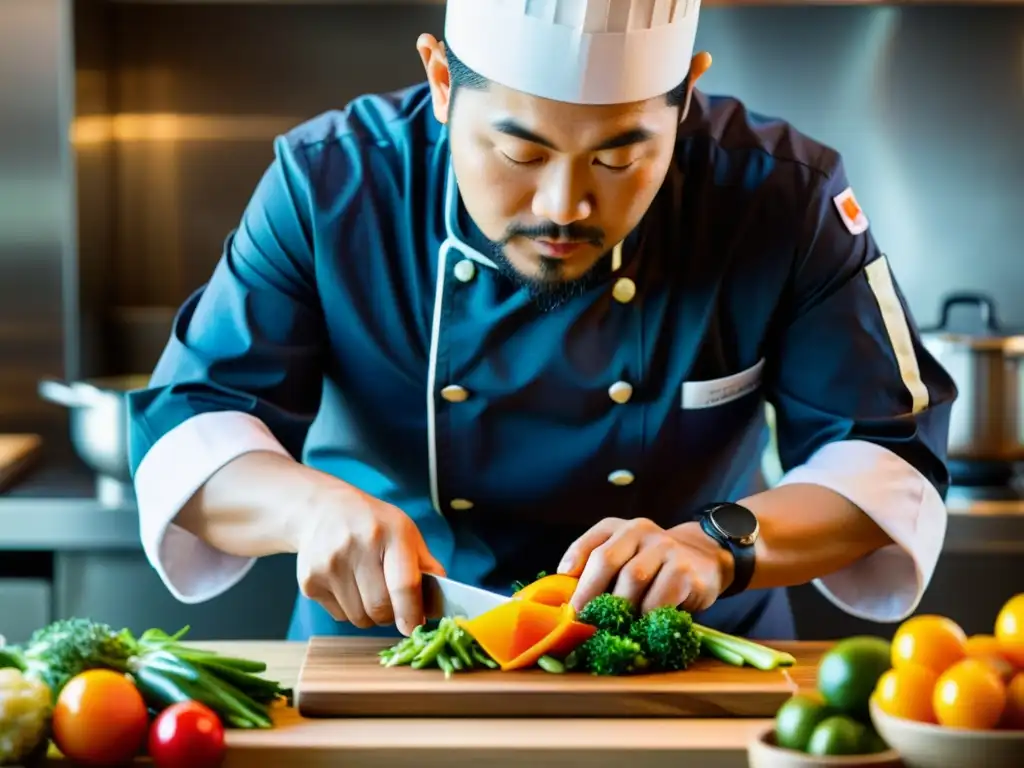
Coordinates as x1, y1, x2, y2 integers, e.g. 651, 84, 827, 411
557, 518, 735, 615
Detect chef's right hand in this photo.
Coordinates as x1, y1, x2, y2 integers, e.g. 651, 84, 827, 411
294, 486, 445, 636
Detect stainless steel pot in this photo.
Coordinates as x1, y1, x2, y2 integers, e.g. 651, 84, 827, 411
920, 293, 1024, 463
38, 374, 151, 505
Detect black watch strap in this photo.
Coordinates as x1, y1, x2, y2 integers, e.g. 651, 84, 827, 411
697, 502, 758, 599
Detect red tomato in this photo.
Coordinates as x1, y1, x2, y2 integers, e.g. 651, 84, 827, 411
52, 669, 149, 766
148, 701, 226, 768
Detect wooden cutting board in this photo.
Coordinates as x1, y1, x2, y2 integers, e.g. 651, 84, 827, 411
296, 637, 803, 718
0, 434, 41, 492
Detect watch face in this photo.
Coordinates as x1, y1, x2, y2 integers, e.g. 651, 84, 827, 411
712, 504, 758, 540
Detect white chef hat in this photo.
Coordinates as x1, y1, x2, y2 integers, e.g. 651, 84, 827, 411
444, 0, 702, 106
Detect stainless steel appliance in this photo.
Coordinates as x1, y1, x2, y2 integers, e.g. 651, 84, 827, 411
920, 293, 1024, 486
37, 375, 149, 506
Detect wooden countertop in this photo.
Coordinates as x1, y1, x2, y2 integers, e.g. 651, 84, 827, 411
174, 640, 830, 768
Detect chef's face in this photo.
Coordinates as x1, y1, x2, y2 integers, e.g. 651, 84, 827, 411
418, 35, 708, 301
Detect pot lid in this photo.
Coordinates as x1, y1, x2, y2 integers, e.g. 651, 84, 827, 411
921, 293, 1024, 353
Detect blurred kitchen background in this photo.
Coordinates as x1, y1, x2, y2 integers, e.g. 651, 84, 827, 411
1, 0, 1022, 644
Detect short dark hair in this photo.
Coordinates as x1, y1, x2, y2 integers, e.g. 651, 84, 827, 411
445, 42, 689, 109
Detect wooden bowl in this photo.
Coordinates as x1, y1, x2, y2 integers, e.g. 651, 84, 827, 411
748, 724, 903, 768
869, 699, 1024, 768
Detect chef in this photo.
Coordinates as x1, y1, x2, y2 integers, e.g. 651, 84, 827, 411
126, 0, 957, 643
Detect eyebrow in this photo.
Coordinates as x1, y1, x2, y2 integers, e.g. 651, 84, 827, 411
491, 119, 654, 152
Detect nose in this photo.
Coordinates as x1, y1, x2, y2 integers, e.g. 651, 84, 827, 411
532, 161, 593, 226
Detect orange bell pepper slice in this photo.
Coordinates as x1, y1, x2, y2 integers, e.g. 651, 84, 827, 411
456, 600, 596, 671
512, 573, 580, 607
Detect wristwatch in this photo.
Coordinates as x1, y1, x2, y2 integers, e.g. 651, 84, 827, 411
695, 502, 759, 599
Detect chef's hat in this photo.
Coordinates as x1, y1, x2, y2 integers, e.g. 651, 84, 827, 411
444, 0, 702, 106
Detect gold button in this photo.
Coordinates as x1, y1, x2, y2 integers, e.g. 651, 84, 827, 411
607, 470, 635, 486
450, 498, 474, 511
454, 259, 476, 283
440, 385, 469, 403
612, 277, 636, 304
608, 381, 633, 404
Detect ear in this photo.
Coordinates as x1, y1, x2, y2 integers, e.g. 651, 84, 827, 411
679, 51, 713, 123
416, 34, 452, 125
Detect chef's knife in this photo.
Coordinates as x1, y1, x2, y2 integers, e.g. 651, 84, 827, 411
421, 572, 509, 621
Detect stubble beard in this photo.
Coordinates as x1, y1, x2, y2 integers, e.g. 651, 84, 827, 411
487, 243, 605, 313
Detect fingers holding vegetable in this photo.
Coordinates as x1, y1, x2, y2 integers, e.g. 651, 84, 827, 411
559, 517, 727, 615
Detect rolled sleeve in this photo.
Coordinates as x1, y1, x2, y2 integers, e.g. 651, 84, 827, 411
134, 411, 291, 604
778, 440, 946, 622
765, 153, 957, 622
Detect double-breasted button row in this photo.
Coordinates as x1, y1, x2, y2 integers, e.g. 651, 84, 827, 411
441, 258, 638, 504
609, 274, 635, 483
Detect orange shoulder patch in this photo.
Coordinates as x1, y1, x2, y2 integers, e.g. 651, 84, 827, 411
833, 186, 869, 235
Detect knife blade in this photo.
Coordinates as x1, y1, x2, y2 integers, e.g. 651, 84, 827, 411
421, 572, 510, 621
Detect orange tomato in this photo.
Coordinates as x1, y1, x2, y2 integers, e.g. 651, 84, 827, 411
965, 634, 1006, 659
995, 594, 1024, 667
892, 615, 967, 675
964, 635, 1016, 682
933, 658, 1007, 730
52, 669, 150, 766
873, 664, 938, 723
1000, 671, 1024, 730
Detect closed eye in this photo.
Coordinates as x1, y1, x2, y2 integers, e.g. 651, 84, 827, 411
500, 152, 543, 168
594, 158, 635, 172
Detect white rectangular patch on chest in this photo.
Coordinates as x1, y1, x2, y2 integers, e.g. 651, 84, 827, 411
682, 358, 765, 410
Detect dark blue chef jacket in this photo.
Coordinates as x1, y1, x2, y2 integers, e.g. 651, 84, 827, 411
126, 85, 956, 642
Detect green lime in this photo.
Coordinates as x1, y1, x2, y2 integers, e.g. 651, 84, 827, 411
774, 694, 834, 751
816, 636, 892, 718
806, 715, 868, 756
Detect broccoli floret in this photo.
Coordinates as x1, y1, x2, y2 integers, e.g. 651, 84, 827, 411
580, 630, 649, 676
16, 618, 136, 698
629, 606, 702, 671
577, 594, 637, 635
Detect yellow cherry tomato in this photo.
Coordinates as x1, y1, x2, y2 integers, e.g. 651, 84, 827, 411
995, 594, 1024, 667
933, 659, 1007, 730
892, 615, 967, 675
874, 664, 938, 723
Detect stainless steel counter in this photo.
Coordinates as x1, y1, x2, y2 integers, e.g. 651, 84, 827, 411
2, 457, 1024, 553
944, 495, 1024, 554
0, 455, 141, 550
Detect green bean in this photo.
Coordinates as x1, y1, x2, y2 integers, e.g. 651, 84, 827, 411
412, 623, 450, 669
537, 655, 565, 674
386, 638, 425, 667
378, 618, 502, 675
437, 650, 455, 678
176, 651, 267, 673
472, 646, 499, 669
448, 630, 476, 668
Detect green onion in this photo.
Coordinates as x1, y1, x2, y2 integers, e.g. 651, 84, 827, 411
694, 624, 796, 670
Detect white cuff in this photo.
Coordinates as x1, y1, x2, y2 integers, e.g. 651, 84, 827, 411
777, 439, 947, 623
134, 411, 292, 604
